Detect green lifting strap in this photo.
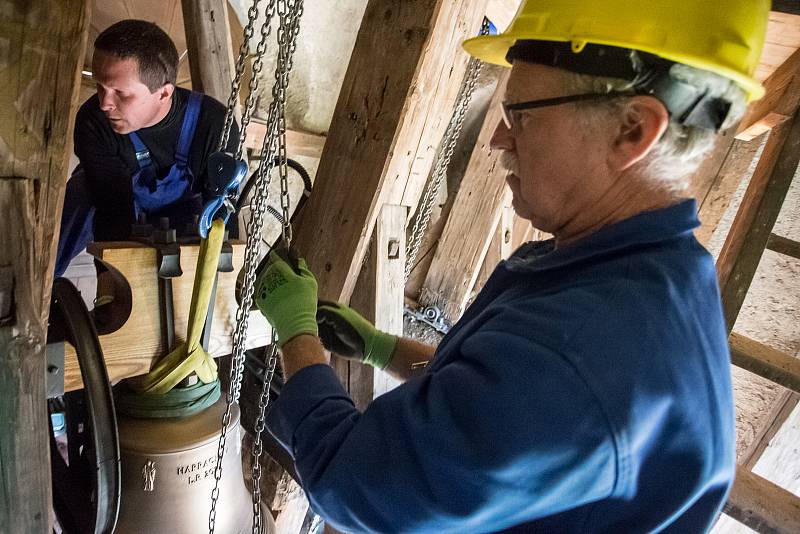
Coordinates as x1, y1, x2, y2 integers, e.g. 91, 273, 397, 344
115, 219, 226, 418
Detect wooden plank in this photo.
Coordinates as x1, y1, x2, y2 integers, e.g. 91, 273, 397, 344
0, 1, 90, 531
724, 466, 800, 533
244, 119, 326, 159
180, 0, 238, 111
730, 332, 800, 393
291, 0, 491, 306
766, 233, 800, 259
418, 71, 510, 321
717, 104, 800, 331
62, 242, 270, 391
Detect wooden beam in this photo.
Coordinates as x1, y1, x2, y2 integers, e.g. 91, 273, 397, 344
730, 332, 800, 393
724, 466, 800, 533
292, 0, 491, 306
180, 0, 238, 111
418, 71, 509, 321
717, 90, 800, 330
0, 1, 90, 531
766, 233, 800, 259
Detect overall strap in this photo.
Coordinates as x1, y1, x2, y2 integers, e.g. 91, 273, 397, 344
175, 91, 203, 166
128, 131, 153, 170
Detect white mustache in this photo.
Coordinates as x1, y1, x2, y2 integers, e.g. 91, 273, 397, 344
499, 151, 520, 176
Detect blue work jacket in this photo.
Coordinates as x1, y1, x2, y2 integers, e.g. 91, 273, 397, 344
267, 199, 735, 533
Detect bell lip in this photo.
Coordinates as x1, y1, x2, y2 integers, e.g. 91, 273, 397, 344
461, 33, 765, 102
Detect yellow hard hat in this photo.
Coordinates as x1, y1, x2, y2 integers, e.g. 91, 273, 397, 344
463, 0, 769, 102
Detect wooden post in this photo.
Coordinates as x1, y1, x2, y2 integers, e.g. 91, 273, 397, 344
350, 205, 407, 401
0, 1, 90, 531
181, 0, 238, 112
292, 0, 491, 306
418, 71, 510, 322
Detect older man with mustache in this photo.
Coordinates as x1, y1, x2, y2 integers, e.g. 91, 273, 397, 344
251, 1, 770, 532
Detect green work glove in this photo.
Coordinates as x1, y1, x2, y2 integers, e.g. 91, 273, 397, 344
316, 300, 397, 369
254, 250, 318, 346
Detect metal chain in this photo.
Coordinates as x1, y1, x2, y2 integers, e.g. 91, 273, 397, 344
405, 19, 491, 281
208, 0, 304, 532
235, 0, 279, 161
249, 3, 303, 532
218, 0, 263, 153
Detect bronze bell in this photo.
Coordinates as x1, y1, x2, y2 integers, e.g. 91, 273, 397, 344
115, 397, 276, 533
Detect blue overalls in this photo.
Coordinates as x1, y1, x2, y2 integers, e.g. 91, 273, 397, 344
56, 92, 204, 277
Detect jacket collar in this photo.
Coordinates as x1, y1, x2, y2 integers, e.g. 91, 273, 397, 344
505, 199, 700, 274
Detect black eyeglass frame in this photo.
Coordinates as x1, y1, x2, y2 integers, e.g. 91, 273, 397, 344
501, 91, 634, 130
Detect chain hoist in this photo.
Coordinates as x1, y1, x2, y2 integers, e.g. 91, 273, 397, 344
405, 18, 491, 282
207, 1, 305, 532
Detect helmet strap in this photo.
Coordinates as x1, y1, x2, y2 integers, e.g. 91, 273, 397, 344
506, 40, 731, 131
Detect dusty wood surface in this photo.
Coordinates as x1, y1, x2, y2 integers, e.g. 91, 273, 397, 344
291, 0, 490, 305
418, 71, 509, 321
724, 466, 800, 534
62, 242, 270, 391
180, 0, 238, 109
0, 1, 90, 532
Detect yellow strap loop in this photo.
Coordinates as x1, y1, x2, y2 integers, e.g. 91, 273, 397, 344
133, 219, 225, 394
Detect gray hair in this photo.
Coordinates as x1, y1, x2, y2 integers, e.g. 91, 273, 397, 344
567, 64, 747, 193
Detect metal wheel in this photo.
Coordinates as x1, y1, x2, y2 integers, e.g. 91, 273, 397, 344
48, 277, 120, 534
235, 157, 312, 246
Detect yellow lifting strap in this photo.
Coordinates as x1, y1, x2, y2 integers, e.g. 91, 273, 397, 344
132, 219, 225, 394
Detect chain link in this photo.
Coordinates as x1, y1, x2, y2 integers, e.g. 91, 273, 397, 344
208, 1, 304, 532
405, 19, 490, 281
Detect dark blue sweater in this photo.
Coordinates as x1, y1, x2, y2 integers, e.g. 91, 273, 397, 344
267, 199, 735, 533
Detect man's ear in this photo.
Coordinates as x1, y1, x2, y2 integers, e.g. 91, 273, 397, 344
156, 83, 175, 103
607, 96, 669, 172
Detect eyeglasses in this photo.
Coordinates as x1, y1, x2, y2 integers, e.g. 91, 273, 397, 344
501, 91, 633, 130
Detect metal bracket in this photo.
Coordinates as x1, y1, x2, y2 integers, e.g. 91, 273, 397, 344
403, 304, 452, 335
0, 265, 13, 326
